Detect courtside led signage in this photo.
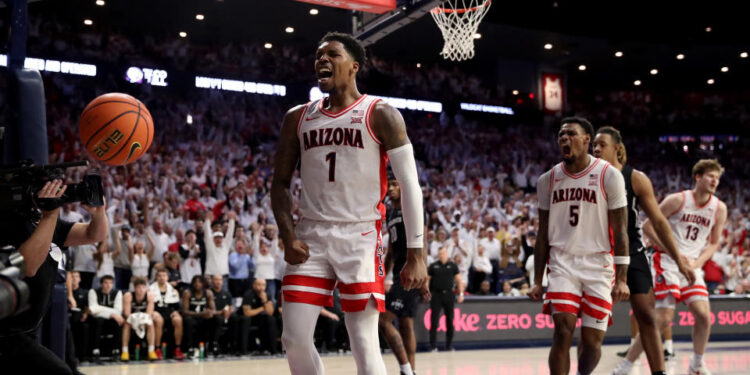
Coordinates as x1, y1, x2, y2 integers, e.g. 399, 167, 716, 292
195, 76, 286, 96
0, 54, 97, 77
460, 103, 514, 115
126, 67, 168, 87
309, 87, 442, 113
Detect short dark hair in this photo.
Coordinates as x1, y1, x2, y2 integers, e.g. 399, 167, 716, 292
132, 277, 147, 287
190, 275, 206, 291
101, 275, 115, 283
561, 117, 594, 137
319, 32, 366, 66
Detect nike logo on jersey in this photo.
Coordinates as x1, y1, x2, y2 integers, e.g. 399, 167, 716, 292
416, 234, 424, 238
362, 230, 374, 236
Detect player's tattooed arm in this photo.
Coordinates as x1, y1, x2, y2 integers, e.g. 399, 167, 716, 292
372, 101, 427, 289
271, 105, 309, 265
371, 101, 410, 151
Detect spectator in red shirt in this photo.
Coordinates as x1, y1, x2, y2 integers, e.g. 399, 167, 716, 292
183, 188, 206, 219
168, 229, 185, 253
703, 259, 724, 293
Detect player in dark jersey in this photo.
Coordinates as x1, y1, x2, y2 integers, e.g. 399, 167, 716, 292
593, 127, 696, 375
120, 277, 158, 361
379, 174, 428, 375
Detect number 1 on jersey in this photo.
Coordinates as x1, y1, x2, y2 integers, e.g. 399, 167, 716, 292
325, 152, 336, 182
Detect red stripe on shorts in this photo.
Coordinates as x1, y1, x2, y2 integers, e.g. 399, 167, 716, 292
654, 283, 680, 292
544, 292, 582, 303
680, 290, 709, 301
582, 293, 612, 311
283, 290, 334, 307
338, 281, 385, 295
580, 302, 609, 320
679, 285, 709, 301
282, 275, 336, 290
544, 302, 579, 315
340, 297, 385, 313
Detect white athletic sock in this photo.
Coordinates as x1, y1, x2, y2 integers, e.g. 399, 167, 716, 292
345, 299, 387, 375
399, 363, 414, 375
148, 345, 155, 352
691, 353, 703, 368
282, 302, 324, 375
122, 346, 129, 354
664, 339, 673, 352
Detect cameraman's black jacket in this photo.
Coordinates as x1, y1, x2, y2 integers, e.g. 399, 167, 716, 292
0, 218, 73, 335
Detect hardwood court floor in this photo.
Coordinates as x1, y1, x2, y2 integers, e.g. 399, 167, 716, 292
81, 340, 750, 375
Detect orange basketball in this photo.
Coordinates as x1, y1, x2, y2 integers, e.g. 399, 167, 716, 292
79, 93, 154, 166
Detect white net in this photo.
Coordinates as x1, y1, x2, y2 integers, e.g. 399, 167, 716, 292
429, 0, 492, 61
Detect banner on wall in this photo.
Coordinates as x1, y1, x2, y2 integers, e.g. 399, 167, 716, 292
542, 73, 564, 114
413, 296, 750, 345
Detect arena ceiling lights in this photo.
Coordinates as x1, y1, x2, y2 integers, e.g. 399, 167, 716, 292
0, 54, 97, 77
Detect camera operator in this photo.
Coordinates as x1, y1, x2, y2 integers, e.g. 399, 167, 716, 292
0, 180, 108, 374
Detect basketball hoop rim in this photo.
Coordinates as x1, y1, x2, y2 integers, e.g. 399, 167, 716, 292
430, 0, 491, 14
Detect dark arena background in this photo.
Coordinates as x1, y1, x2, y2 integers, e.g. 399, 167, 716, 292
1, 0, 749, 374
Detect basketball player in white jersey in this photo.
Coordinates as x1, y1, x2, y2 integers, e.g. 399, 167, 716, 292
271, 32, 426, 375
615, 159, 727, 375
593, 127, 696, 375
529, 117, 630, 375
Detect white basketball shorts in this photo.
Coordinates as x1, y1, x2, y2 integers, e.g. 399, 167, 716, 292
543, 250, 615, 331
652, 252, 708, 309
281, 219, 386, 312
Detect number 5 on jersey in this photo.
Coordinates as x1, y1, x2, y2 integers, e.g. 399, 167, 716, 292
569, 205, 579, 226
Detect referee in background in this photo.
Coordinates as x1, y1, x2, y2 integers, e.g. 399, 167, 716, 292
427, 246, 464, 352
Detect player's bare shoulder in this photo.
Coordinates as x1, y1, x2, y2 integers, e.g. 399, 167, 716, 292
630, 168, 654, 195
281, 103, 308, 130
660, 190, 687, 217
716, 198, 728, 217
370, 100, 408, 149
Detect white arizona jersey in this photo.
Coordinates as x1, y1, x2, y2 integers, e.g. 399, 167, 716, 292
666, 190, 719, 259
537, 156, 627, 256
296, 94, 387, 222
